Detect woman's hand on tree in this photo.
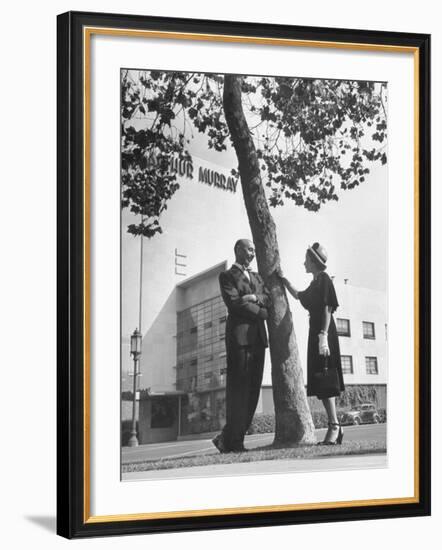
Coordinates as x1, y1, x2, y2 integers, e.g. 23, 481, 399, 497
278, 274, 299, 299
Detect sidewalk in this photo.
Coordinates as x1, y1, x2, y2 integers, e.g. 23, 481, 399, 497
122, 453, 387, 481
177, 430, 219, 442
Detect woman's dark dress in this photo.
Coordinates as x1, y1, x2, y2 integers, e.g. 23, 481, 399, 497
297, 271, 344, 399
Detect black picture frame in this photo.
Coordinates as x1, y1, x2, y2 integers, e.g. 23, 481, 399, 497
57, 10, 431, 539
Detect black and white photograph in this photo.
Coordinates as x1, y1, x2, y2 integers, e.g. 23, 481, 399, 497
120, 69, 389, 481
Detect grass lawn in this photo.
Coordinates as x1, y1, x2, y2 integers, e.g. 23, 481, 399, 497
123, 440, 386, 473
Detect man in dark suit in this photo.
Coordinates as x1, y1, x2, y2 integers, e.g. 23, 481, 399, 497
212, 239, 271, 453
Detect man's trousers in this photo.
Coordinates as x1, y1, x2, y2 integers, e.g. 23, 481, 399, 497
221, 344, 265, 451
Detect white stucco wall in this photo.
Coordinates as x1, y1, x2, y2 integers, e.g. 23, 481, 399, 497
333, 282, 387, 385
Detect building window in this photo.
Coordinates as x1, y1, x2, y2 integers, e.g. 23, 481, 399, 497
365, 356, 379, 375
341, 355, 354, 374
363, 321, 376, 339
336, 318, 351, 337
176, 296, 228, 393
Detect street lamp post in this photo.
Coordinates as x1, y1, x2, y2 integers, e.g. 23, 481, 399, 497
127, 216, 145, 448
128, 328, 142, 447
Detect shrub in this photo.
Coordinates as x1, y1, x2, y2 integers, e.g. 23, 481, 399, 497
311, 410, 329, 429
247, 414, 275, 434
247, 411, 346, 434
337, 386, 382, 408
187, 417, 221, 434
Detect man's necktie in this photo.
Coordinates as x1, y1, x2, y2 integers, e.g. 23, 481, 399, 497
246, 268, 256, 292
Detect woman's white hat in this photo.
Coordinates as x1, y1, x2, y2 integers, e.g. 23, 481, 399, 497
308, 242, 328, 267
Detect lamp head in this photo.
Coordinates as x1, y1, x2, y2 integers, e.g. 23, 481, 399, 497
130, 328, 142, 356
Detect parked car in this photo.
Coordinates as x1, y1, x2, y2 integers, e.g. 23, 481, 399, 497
340, 403, 381, 425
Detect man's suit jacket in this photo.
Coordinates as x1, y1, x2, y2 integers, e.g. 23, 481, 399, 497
219, 265, 270, 348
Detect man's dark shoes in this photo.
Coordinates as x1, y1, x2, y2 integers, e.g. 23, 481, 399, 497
212, 434, 227, 453
230, 444, 248, 453
232, 446, 248, 453
212, 435, 248, 453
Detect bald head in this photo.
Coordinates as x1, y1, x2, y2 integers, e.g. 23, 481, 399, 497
234, 239, 255, 267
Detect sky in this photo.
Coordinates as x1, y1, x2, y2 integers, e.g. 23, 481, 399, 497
121, 75, 388, 339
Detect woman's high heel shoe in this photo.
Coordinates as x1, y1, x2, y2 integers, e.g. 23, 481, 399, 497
317, 422, 335, 445
323, 422, 344, 445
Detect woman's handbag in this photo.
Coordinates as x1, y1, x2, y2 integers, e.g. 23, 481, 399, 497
313, 355, 340, 395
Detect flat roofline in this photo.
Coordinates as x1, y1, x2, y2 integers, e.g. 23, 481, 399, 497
176, 260, 228, 289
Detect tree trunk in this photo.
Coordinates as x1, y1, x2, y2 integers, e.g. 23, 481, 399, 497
223, 75, 316, 445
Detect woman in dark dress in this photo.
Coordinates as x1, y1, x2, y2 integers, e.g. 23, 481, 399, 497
279, 242, 345, 445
